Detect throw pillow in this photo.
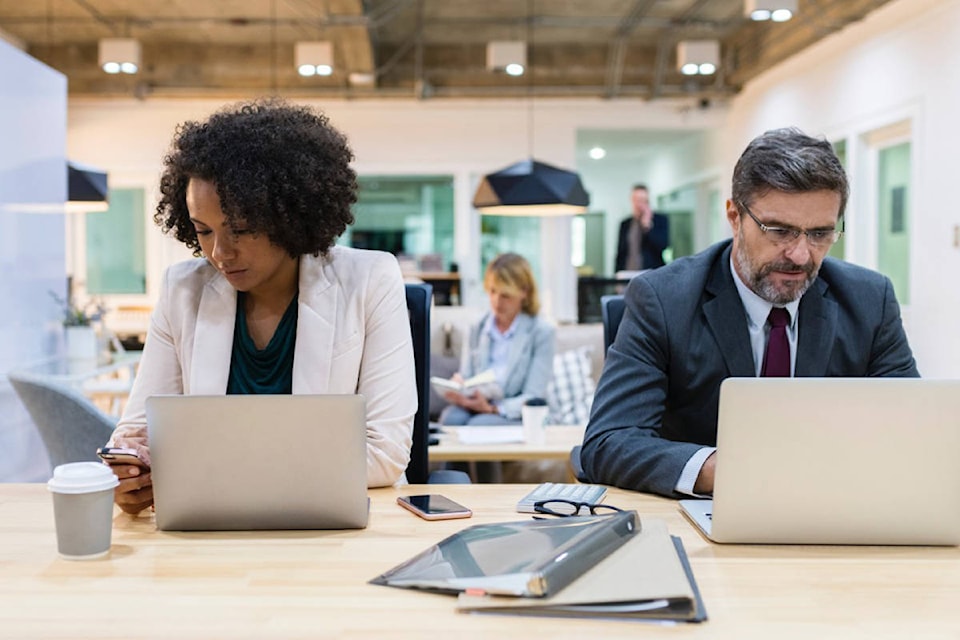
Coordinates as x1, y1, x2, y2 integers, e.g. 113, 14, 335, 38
546, 346, 595, 425
428, 353, 460, 421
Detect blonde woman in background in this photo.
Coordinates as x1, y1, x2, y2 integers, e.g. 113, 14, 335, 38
440, 253, 555, 426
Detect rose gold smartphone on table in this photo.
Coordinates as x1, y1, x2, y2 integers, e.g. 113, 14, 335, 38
397, 494, 472, 520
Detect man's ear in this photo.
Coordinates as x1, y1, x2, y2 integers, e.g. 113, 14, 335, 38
726, 199, 741, 234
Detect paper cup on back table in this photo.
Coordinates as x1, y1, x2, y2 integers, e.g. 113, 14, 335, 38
522, 398, 549, 445
47, 462, 119, 560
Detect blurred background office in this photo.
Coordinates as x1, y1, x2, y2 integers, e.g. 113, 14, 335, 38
3, 0, 960, 481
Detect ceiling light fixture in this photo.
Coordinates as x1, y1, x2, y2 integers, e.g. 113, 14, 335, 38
348, 72, 375, 86
677, 40, 720, 76
744, 0, 797, 22
487, 41, 526, 76
588, 146, 606, 160
98, 38, 140, 74
295, 41, 334, 77
473, 159, 590, 216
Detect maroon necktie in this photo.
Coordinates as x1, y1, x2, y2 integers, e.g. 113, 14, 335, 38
761, 307, 791, 377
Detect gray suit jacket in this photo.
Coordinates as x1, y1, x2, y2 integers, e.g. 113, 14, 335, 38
461, 313, 555, 420
580, 240, 919, 497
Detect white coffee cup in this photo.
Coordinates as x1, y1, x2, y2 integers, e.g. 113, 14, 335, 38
522, 399, 549, 445
47, 462, 119, 560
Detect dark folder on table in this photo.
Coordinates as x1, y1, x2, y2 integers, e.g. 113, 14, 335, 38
370, 511, 638, 597
456, 519, 706, 622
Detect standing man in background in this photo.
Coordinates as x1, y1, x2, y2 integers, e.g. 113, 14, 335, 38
615, 184, 670, 272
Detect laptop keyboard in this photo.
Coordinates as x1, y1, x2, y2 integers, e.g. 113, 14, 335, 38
516, 482, 607, 513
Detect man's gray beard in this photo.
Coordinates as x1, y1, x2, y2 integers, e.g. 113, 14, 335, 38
734, 238, 818, 305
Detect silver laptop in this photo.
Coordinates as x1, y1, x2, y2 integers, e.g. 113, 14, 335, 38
146, 394, 369, 531
680, 378, 960, 545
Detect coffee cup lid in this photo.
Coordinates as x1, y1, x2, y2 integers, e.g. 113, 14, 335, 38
47, 462, 119, 494
523, 397, 548, 407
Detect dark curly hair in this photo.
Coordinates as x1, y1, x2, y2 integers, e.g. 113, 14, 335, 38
155, 98, 357, 257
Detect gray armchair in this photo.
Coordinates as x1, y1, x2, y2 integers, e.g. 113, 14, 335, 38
8, 373, 115, 469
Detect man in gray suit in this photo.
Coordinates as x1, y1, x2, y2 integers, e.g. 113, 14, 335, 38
580, 127, 919, 498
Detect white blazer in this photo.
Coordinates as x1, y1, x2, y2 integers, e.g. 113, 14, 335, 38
114, 246, 416, 487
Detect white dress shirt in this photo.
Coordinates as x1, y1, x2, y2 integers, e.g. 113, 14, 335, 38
675, 256, 801, 496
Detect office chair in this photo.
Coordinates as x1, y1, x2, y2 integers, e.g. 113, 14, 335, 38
8, 372, 115, 469
568, 294, 626, 483
600, 294, 626, 353
568, 445, 587, 482
404, 283, 470, 485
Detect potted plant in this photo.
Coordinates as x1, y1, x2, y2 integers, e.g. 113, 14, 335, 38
49, 289, 106, 361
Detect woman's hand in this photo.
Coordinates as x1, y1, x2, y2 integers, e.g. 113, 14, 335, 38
107, 427, 154, 515
455, 391, 498, 415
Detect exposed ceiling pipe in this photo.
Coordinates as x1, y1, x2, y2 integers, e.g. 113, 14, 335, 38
603, 0, 656, 99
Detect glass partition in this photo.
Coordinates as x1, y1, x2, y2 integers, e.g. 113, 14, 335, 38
877, 141, 911, 304
347, 175, 455, 271
829, 139, 847, 260
479, 215, 542, 284
657, 187, 696, 262
85, 188, 147, 294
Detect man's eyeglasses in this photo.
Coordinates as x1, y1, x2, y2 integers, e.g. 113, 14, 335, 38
533, 499, 624, 517
740, 201, 843, 248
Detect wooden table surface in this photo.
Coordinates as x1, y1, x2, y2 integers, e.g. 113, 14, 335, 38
2, 483, 959, 639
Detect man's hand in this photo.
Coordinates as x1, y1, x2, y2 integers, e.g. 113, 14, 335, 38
693, 451, 716, 495
639, 207, 654, 231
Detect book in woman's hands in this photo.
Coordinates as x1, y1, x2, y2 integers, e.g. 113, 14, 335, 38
430, 370, 503, 400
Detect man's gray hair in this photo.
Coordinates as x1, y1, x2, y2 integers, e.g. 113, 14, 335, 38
732, 127, 849, 218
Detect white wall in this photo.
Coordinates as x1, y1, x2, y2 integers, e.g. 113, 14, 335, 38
715, 0, 960, 376
645, 132, 725, 251
66, 97, 723, 322
0, 41, 68, 480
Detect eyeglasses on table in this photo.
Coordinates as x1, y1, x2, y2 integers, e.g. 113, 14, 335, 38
533, 498, 624, 517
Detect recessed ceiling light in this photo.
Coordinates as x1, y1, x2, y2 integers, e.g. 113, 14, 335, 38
295, 42, 334, 78
588, 146, 606, 160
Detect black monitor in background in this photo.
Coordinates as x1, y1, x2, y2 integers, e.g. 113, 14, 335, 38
351, 229, 405, 255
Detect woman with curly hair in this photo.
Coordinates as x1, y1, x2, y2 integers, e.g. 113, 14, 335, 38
105, 99, 416, 514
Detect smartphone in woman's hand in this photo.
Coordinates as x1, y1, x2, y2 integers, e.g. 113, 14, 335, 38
96, 446, 149, 468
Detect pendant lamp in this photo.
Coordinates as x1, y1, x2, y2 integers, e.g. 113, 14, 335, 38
472, 2, 589, 217
67, 161, 109, 212
472, 158, 589, 216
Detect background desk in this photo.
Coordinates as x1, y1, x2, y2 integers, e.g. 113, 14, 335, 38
2, 484, 958, 639
11, 352, 141, 387
11, 352, 141, 417
429, 425, 584, 463
407, 271, 460, 305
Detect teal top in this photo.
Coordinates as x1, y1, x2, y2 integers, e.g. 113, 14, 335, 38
227, 292, 298, 395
